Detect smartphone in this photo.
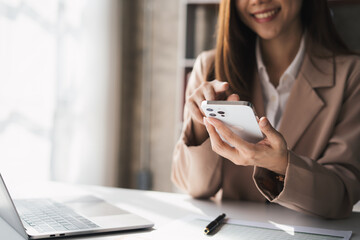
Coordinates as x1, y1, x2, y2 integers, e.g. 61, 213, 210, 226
201, 100, 264, 144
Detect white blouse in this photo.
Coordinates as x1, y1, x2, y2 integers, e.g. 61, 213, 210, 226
255, 35, 305, 130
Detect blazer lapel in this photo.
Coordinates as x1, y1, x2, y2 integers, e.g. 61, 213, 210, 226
252, 72, 265, 117
278, 54, 334, 149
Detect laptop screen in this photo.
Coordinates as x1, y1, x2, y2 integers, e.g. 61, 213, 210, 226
0, 174, 28, 239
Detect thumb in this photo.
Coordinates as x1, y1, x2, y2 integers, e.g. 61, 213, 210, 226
227, 93, 240, 101
259, 117, 281, 143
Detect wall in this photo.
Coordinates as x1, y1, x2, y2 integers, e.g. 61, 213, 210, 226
148, 0, 180, 191
119, 0, 180, 192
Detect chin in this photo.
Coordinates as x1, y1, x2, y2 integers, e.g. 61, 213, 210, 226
256, 29, 280, 40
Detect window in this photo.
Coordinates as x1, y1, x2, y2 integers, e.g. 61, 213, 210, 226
0, 0, 121, 186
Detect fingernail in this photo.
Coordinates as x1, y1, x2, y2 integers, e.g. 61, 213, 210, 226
206, 117, 214, 124
220, 82, 228, 87
203, 117, 210, 126
259, 117, 268, 127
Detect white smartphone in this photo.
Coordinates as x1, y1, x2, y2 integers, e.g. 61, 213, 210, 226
201, 100, 264, 144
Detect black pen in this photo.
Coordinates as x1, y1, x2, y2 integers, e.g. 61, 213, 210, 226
204, 213, 226, 235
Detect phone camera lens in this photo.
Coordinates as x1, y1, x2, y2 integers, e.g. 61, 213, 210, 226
218, 111, 225, 114
209, 113, 216, 117
221, 115, 225, 117
206, 108, 213, 112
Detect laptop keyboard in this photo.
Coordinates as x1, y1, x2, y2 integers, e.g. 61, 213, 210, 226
15, 199, 100, 233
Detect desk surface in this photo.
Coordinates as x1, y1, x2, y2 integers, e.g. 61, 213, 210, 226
1, 181, 359, 240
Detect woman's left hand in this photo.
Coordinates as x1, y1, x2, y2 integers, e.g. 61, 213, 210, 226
203, 116, 288, 175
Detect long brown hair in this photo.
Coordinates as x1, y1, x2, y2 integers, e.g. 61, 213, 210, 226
208, 0, 353, 100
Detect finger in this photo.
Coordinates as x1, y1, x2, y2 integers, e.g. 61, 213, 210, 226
211, 80, 229, 94
203, 84, 217, 100
226, 93, 240, 101
203, 80, 229, 101
187, 100, 204, 124
189, 89, 207, 115
203, 118, 237, 158
206, 117, 254, 150
258, 117, 283, 146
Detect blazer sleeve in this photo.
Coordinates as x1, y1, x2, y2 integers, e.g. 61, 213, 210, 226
253, 69, 360, 219
171, 51, 223, 198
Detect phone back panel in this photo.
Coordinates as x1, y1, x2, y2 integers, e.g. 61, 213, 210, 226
201, 101, 264, 143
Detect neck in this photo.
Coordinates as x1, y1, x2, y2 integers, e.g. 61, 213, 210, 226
260, 25, 303, 86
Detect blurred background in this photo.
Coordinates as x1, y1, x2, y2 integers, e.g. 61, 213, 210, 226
0, 0, 359, 193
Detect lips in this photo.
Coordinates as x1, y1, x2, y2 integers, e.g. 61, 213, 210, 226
252, 8, 280, 23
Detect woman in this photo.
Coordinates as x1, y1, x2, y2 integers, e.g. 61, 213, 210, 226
172, 0, 360, 219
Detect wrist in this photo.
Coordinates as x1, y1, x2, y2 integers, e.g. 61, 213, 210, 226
267, 149, 289, 175
277, 149, 289, 175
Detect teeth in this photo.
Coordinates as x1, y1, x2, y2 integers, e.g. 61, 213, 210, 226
254, 9, 277, 19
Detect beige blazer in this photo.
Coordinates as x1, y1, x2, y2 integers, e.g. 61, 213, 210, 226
172, 50, 360, 219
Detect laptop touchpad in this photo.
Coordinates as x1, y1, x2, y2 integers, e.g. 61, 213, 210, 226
63, 195, 128, 217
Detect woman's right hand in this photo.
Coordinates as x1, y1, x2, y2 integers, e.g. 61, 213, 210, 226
185, 79, 239, 145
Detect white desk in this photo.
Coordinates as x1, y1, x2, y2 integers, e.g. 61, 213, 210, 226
1, 181, 359, 239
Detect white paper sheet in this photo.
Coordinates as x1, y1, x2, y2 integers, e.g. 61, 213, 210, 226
146, 215, 352, 240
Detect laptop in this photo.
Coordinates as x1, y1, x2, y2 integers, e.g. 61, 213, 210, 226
0, 174, 154, 239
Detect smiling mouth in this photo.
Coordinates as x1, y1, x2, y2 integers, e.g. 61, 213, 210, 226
252, 8, 280, 20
